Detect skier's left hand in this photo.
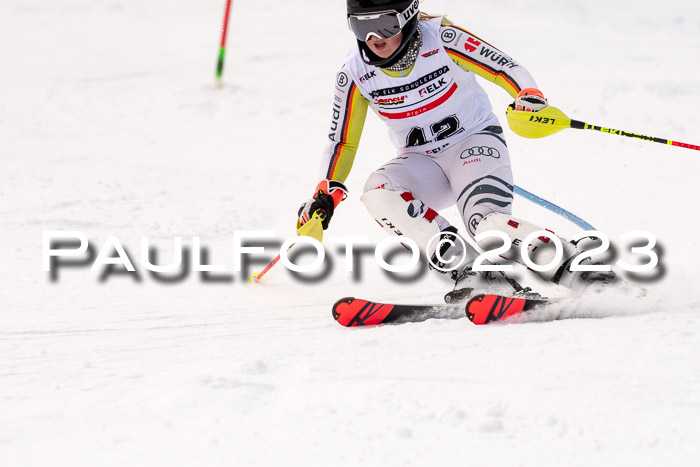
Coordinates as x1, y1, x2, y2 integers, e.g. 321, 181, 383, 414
512, 88, 548, 112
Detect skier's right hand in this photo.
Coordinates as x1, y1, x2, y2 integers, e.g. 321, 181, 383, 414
298, 180, 348, 230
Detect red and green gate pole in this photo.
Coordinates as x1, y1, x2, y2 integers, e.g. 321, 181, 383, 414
215, 0, 234, 88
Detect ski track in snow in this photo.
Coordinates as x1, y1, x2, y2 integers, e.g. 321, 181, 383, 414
2, 0, 700, 466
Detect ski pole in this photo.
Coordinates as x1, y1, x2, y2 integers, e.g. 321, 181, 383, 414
506, 106, 700, 152
215, 0, 234, 88
250, 210, 326, 283
250, 252, 282, 283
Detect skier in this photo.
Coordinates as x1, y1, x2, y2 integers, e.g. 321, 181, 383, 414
298, 0, 611, 294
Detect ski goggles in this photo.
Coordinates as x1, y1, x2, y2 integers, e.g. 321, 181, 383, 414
347, 1, 419, 41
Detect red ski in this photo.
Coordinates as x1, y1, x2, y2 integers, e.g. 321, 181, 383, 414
465, 294, 548, 325
332, 293, 548, 327
332, 297, 459, 327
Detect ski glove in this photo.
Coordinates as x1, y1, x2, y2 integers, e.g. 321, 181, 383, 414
298, 180, 348, 230
512, 88, 548, 112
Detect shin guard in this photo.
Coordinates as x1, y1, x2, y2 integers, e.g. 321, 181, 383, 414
360, 189, 445, 256
475, 212, 577, 282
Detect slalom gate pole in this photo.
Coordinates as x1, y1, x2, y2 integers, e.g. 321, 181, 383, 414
514, 186, 595, 230
215, 0, 234, 88
506, 106, 700, 152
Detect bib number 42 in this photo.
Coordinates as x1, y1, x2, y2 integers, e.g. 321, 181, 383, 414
406, 114, 464, 147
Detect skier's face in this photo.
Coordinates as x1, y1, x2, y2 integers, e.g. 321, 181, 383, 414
365, 32, 403, 59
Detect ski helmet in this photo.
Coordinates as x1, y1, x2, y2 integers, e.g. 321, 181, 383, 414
346, 0, 420, 67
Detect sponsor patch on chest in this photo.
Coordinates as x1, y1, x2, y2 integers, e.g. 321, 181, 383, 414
418, 78, 447, 97
359, 70, 376, 83
369, 66, 450, 98
375, 96, 407, 106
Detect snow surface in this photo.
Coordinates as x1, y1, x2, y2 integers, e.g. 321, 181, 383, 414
2, 0, 700, 465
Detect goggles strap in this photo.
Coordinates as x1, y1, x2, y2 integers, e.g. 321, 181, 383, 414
397, 0, 420, 28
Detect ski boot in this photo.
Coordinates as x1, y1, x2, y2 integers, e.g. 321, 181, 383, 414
552, 238, 622, 291
430, 227, 536, 304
